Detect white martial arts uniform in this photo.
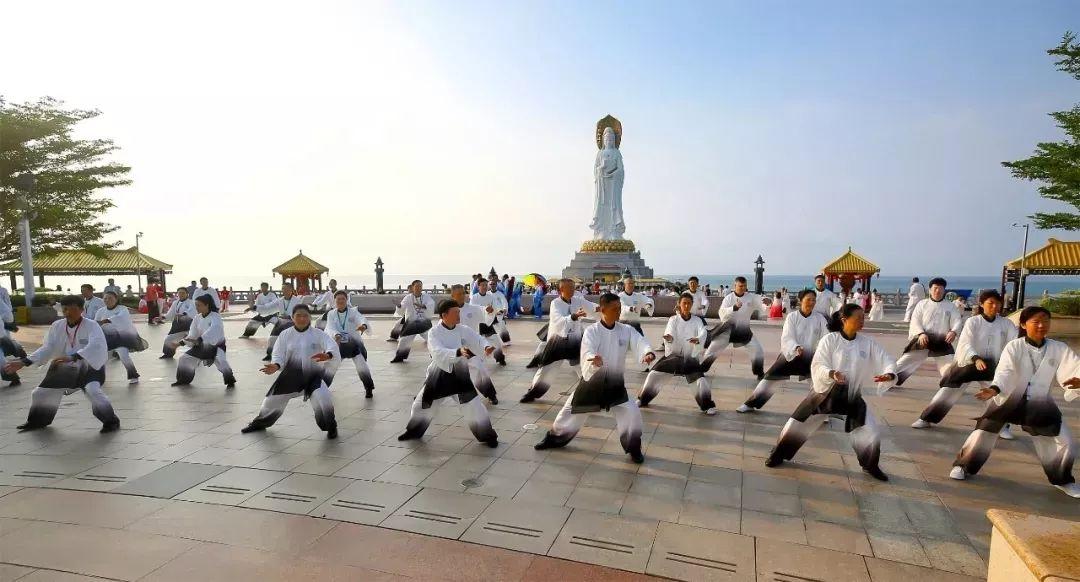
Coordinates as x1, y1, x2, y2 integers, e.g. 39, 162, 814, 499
767, 331, 897, 474
324, 305, 375, 394
175, 311, 235, 386
868, 293, 885, 321
392, 292, 436, 362
618, 291, 652, 335
812, 287, 840, 318
741, 309, 830, 411
704, 291, 766, 378
398, 321, 498, 444
0, 288, 22, 384
161, 297, 198, 357
242, 291, 280, 337
457, 302, 499, 401
687, 288, 709, 320
953, 337, 1080, 493
536, 321, 652, 461
895, 298, 964, 385
521, 294, 598, 402
94, 304, 143, 381
903, 282, 927, 322
191, 286, 222, 310
19, 317, 119, 430
263, 294, 303, 359
639, 313, 714, 412
81, 295, 105, 320
470, 291, 509, 363
245, 324, 339, 435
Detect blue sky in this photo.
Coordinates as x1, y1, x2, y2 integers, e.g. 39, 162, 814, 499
3, 0, 1079, 282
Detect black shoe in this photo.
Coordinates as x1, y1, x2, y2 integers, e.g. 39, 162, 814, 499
225, 382, 236, 389
159, 354, 172, 359
489, 397, 498, 405
100, 421, 120, 433
397, 432, 419, 441
8, 378, 20, 387
16, 422, 43, 432
327, 427, 338, 439
240, 424, 265, 434
390, 357, 405, 364
863, 466, 889, 481
170, 382, 188, 387
365, 389, 374, 399
519, 395, 536, 404
498, 361, 506, 366
764, 449, 784, 468
630, 450, 645, 463
534, 440, 553, 450
261, 355, 271, 362
485, 438, 499, 448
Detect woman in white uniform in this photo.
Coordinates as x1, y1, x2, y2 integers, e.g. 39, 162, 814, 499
172, 294, 236, 388
637, 292, 715, 414
324, 290, 375, 398
95, 291, 148, 383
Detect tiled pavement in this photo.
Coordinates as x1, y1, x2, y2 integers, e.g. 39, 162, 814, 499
0, 314, 1077, 581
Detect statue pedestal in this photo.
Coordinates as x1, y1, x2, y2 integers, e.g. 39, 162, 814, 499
562, 239, 654, 283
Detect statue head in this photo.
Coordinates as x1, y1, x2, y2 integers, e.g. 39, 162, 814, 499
602, 127, 616, 149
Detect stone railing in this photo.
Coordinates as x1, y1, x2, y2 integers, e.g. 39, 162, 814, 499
986, 509, 1079, 582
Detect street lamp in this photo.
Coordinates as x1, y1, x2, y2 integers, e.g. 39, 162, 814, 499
14, 173, 36, 306
1012, 223, 1030, 308
135, 231, 145, 294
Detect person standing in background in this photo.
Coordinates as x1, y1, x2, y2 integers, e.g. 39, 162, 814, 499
533, 284, 546, 319
145, 278, 164, 324
904, 277, 927, 323
186, 280, 197, 296
219, 287, 231, 312
103, 278, 121, 296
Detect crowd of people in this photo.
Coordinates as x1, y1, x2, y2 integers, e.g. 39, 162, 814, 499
1, 271, 1079, 498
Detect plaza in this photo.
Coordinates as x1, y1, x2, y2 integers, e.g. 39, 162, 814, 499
0, 313, 1075, 581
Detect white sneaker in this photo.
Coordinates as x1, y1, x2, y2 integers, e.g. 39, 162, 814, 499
910, 419, 931, 429
128, 378, 140, 385
949, 466, 966, 480
1054, 483, 1080, 498
735, 404, 753, 414
705, 407, 718, 416
999, 425, 1015, 440
635, 398, 642, 407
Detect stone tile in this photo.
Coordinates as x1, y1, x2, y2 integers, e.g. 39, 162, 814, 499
522, 556, 659, 581
741, 488, 802, 516
864, 556, 984, 582
0, 516, 32, 536
0, 455, 106, 487
646, 521, 755, 581
678, 501, 741, 533
567, 485, 626, 514
174, 467, 288, 505
756, 537, 871, 581
514, 479, 576, 506
682, 478, 741, 508
867, 529, 932, 567
742, 471, 799, 494
740, 510, 807, 544
359, 444, 413, 463
688, 464, 741, 485
464, 473, 529, 498
919, 537, 988, 578
382, 488, 494, 538
251, 453, 309, 472
628, 474, 687, 500
141, 542, 408, 581
310, 479, 420, 525
805, 519, 873, 556
240, 473, 352, 514
6, 569, 109, 581
112, 461, 228, 498
0, 564, 33, 582
621, 493, 682, 522
578, 466, 636, 492
548, 509, 659, 573
531, 459, 587, 485
290, 455, 354, 476
0, 487, 169, 528
374, 463, 437, 486
484, 458, 540, 479
46, 458, 170, 492
0, 520, 196, 581
128, 498, 337, 553
461, 498, 572, 554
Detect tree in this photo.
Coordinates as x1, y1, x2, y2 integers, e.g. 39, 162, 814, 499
1002, 32, 1080, 230
0, 97, 131, 263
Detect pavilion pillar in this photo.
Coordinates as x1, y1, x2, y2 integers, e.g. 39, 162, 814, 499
8, 273, 16, 292
38, 274, 44, 289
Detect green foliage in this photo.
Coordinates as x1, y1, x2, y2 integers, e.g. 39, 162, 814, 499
1042, 290, 1080, 316
1003, 32, 1080, 230
0, 97, 131, 262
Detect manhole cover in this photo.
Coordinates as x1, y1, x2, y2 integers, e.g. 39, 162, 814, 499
460, 477, 483, 488
522, 423, 538, 431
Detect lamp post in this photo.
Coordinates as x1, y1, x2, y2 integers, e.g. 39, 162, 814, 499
135, 231, 144, 294
1012, 223, 1030, 309
15, 173, 36, 307
374, 257, 384, 294
753, 255, 765, 295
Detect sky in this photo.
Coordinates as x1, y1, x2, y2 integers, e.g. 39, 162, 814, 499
3, 0, 1080, 285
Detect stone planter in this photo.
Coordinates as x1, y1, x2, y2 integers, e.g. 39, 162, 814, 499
1007, 312, 1080, 338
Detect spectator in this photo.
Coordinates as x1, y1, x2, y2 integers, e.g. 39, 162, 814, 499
103, 278, 121, 296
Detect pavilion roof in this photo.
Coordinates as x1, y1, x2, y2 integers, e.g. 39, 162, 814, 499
0, 246, 172, 275
272, 251, 329, 276
1005, 238, 1080, 271
821, 247, 880, 276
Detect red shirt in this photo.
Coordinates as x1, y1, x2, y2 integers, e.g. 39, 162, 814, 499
146, 284, 162, 301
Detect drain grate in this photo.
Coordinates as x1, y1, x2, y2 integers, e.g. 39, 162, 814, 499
461, 477, 483, 488
774, 573, 825, 582
665, 551, 737, 573
200, 485, 249, 495
568, 535, 634, 555
482, 521, 543, 538
332, 499, 385, 513
76, 474, 126, 483
403, 509, 460, 525
13, 471, 64, 480
263, 491, 317, 503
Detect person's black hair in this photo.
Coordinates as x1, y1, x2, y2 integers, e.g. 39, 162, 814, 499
978, 289, 1003, 304
734, 276, 747, 284
929, 277, 947, 288
678, 291, 694, 302
80, 284, 94, 291
598, 292, 620, 307
450, 284, 465, 293
688, 276, 699, 283
798, 289, 816, 301
333, 290, 348, 298
411, 279, 423, 287
292, 303, 311, 314
437, 299, 458, 316
839, 303, 864, 320
260, 282, 269, 288
103, 290, 119, 299
775, 291, 782, 299
194, 294, 219, 312
478, 278, 488, 285
59, 295, 84, 308
814, 274, 825, 281
912, 277, 920, 283
282, 282, 294, 289
1017, 305, 1051, 337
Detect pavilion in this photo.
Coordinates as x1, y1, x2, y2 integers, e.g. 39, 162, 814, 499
821, 247, 880, 293
272, 251, 330, 295
1001, 237, 1080, 310
0, 246, 173, 292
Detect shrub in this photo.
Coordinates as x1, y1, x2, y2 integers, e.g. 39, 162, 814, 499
1042, 290, 1080, 316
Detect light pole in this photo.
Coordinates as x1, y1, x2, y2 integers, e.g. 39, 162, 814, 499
135, 231, 144, 294
1012, 223, 1030, 309
15, 174, 36, 307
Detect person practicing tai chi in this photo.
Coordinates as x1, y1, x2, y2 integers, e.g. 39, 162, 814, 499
911, 290, 1017, 439
520, 278, 599, 403
95, 291, 148, 384
893, 278, 963, 386
451, 284, 498, 404
172, 294, 236, 388
686, 276, 709, 324
79, 284, 105, 320
618, 275, 652, 336
903, 276, 927, 323
487, 274, 512, 345
191, 277, 222, 310
704, 276, 766, 379
313, 279, 349, 330
241, 282, 279, 338
4, 295, 120, 433
397, 300, 499, 446
738, 289, 830, 413
811, 275, 839, 319
470, 278, 508, 366
324, 290, 375, 398
949, 306, 1080, 497
0, 291, 26, 386
161, 287, 197, 358
637, 292, 716, 415
391, 280, 435, 363
263, 283, 303, 361
534, 292, 656, 463
764, 304, 897, 481
242, 304, 339, 438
